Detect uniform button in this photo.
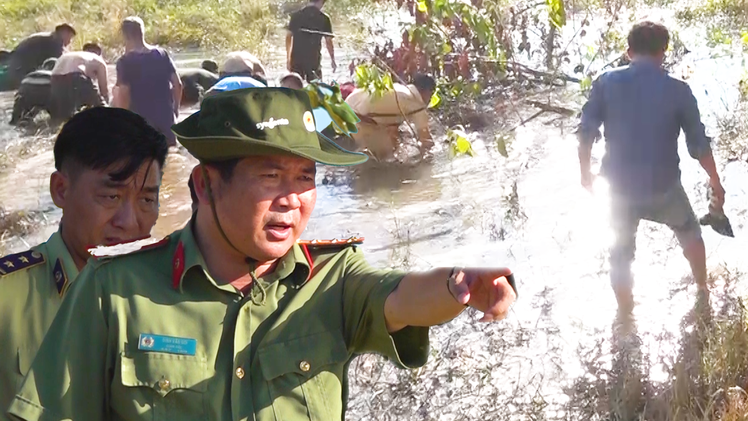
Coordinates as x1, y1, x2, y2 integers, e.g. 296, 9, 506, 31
299, 361, 311, 372
158, 378, 170, 391
236, 367, 245, 379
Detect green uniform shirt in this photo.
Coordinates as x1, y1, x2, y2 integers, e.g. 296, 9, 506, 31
0, 230, 79, 420
8, 220, 430, 421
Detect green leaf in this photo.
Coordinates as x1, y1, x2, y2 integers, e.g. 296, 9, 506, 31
742, 31, 748, 45
447, 127, 476, 158
580, 76, 592, 93
496, 133, 511, 157
442, 42, 452, 54
428, 91, 442, 108
546, 0, 566, 29
417, 0, 428, 12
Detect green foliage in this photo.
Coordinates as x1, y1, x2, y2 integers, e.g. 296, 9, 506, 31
546, 0, 566, 29
580, 76, 593, 96
354, 63, 394, 99
707, 27, 733, 48
676, 0, 748, 31
304, 81, 361, 136
447, 126, 476, 157
495, 133, 513, 157
0, 0, 274, 54
428, 91, 442, 108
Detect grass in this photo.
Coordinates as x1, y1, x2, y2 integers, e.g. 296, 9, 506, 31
676, 0, 748, 31
564, 269, 748, 421
0, 0, 278, 60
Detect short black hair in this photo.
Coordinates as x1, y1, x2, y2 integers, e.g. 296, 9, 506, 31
54, 107, 169, 182
627, 21, 669, 56
201, 59, 219, 74
121, 17, 145, 39
202, 158, 240, 183
413, 73, 436, 93
82, 43, 102, 55
55, 23, 76, 36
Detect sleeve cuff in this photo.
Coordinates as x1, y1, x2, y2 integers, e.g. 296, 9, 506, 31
7, 396, 59, 421
367, 271, 431, 369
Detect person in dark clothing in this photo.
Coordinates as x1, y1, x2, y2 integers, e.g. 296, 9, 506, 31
1, 24, 76, 91
112, 16, 183, 147
178, 60, 219, 107
285, 0, 336, 82
577, 21, 725, 309
9, 58, 58, 125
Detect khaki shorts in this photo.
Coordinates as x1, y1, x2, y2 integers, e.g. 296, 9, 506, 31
609, 182, 702, 268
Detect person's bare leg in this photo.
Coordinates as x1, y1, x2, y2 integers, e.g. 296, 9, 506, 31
682, 236, 707, 287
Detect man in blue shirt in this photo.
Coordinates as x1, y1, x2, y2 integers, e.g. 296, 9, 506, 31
577, 21, 725, 308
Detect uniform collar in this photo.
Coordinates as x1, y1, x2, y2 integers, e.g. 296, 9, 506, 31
172, 218, 312, 292
45, 228, 80, 296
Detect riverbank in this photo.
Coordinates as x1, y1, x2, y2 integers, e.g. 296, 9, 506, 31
0, 0, 376, 60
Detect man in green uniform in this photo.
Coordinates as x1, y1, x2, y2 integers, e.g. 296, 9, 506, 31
0, 106, 168, 419
7, 88, 517, 421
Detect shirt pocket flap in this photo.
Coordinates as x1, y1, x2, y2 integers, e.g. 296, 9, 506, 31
17, 347, 32, 376
258, 330, 349, 381
120, 353, 208, 397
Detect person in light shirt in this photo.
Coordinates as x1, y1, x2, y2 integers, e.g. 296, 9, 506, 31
345, 73, 436, 160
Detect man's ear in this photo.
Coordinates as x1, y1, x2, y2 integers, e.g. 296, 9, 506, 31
50, 171, 70, 209
192, 165, 221, 204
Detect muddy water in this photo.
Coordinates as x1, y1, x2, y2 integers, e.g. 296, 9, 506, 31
1, 7, 748, 419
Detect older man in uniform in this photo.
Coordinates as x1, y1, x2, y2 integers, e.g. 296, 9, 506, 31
0, 107, 168, 420
7, 88, 517, 421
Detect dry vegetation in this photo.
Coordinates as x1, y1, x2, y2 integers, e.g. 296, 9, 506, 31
0, 0, 277, 59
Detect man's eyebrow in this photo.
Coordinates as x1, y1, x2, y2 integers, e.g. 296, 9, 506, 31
141, 185, 160, 194
102, 180, 128, 188
257, 161, 285, 170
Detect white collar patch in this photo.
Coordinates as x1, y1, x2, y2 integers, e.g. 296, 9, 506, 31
256, 118, 290, 130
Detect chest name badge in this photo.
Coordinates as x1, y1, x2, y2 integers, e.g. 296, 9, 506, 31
138, 333, 197, 356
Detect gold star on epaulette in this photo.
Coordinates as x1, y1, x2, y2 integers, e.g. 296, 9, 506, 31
0, 249, 45, 277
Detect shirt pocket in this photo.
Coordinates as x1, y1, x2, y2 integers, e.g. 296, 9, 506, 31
17, 347, 32, 376
117, 352, 208, 421
258, 330, 350, 421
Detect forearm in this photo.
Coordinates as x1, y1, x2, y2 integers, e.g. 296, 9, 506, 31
384, 267, 465, 332
578, 141, 593, 174
172, 83, 182, 111
111, 86, 129, 109
326, 38, 335, 61
286, 34, 293, 61
697, 149, 721, 183
98, 79, 109, 103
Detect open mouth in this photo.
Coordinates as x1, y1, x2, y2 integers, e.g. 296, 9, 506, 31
265, 223, 293, 240
104, 237, 124, 246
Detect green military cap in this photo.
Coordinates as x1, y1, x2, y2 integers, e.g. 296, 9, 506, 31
172, 87, 368, 166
